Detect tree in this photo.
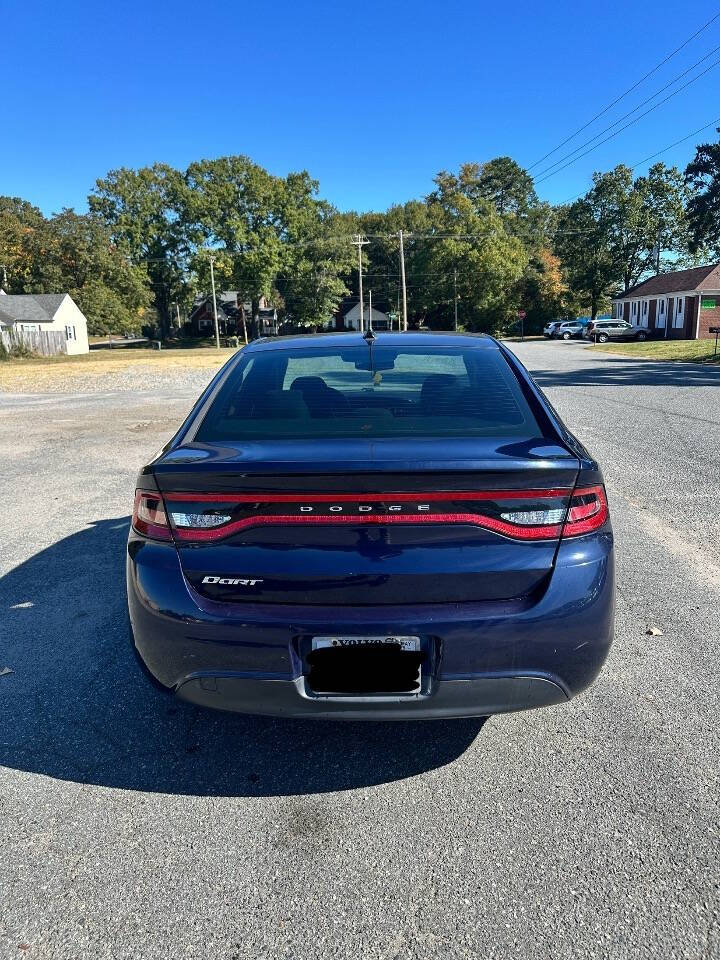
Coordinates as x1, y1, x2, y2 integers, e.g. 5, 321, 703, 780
685, 129, 720, 257
184, 156, 291, 329
585, 163, 688, 293
39, 210, 152, 334
431, 158, 537, 219
0, 197, 46, 292
639, 162, 690, 267
358, 201, 435, 325
89, 164, 192, 336
424, 172, 528, 333
554, 199, 615, 321
520, 249, 569, 331
0, 199, 151, 334
185, 157, 353, 333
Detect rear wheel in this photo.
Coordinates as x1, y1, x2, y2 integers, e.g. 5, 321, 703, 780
598, 333, 609, 343
562, 332, 572, 340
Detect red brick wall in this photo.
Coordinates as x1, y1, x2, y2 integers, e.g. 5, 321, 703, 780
697, 294, 720, 338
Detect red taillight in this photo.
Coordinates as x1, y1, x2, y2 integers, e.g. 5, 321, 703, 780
161, 489, 575, 543
132, 491, 172, 541
561, 485, 608, 538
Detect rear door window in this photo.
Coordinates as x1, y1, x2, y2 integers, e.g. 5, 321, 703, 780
194, 343, 542, 441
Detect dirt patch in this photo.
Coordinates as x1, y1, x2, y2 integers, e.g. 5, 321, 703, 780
0, 349, 235, 394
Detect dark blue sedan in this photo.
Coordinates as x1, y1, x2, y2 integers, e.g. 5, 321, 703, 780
127, 332, 614, 719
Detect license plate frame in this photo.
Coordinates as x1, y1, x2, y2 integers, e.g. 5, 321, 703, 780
311, 635, 421, 652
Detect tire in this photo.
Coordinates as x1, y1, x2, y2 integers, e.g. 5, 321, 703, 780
636, 331, 647, 341
598, 333, 609, 343
562, 332, 572, 340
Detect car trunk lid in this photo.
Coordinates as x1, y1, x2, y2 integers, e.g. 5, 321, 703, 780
153, 438, 579, 605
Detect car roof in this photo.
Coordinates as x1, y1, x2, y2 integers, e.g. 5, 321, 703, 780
243, 331, 498, 353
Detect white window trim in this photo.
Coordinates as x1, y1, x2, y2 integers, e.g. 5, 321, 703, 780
657, 297, 666, 327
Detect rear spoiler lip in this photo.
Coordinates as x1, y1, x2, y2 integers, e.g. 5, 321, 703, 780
496, 340, 599, 472
137, 349, 245, 478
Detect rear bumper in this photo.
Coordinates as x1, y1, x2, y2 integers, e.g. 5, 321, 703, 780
127, 531, 614, 719
175, 674, 567, 719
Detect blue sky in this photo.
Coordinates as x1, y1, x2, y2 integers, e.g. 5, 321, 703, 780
2, 0, 719, 216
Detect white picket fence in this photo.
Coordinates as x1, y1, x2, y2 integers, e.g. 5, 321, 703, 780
0, 327, 67, 356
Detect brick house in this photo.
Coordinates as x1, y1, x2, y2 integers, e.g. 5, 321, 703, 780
611, 263, 720, 340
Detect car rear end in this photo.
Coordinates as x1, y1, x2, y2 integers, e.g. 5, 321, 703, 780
127, 334, 614, 719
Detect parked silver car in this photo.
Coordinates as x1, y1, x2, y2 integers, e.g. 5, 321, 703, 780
553, 321, 586, 340
584, 320, 650, 343
543, 321, 561, 338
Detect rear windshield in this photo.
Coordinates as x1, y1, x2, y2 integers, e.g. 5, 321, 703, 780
194, 343, 542, 441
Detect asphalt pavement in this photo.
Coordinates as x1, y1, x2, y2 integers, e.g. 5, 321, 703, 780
1, 340, 718, 959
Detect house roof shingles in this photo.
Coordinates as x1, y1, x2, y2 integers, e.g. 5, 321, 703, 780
0, 293, 67, 323
615, 264, 720, 300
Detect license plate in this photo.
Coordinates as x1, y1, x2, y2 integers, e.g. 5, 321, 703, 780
311, 635, 421, 652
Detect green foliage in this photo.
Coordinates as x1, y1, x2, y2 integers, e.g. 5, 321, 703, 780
685, 129, 720, 258
2, 142, 712, 342
553, 162, 690, 318
0, 200, 152, 335
0, 337, 36, 360
554, 197, 614, 320
586, 163, 689, 292
90, 164, 193, 335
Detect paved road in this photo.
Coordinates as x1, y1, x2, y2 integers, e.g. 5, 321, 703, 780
1, 341, 718, 959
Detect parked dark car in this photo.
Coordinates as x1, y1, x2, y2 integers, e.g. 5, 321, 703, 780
584, 320, 650, 342
127, 332, 615, 719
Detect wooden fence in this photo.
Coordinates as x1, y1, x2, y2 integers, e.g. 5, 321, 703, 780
0, 327, 67, 356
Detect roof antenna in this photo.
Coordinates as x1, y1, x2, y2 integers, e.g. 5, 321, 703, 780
363, 325, 376, 379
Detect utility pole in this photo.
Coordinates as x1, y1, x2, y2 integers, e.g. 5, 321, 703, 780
453, 268, 458, 331
398, 230, 408, 331
351, 235, 369, 332
368, 289, 372, 331
209, 255, 220, 350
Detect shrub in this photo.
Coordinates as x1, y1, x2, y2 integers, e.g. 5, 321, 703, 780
0, 338, 37, 360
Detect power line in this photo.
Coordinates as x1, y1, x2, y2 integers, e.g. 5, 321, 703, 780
533, 54, 720, 185
528, 11, 720, 170
533, 42, 720, 180
557, 114, 720, 206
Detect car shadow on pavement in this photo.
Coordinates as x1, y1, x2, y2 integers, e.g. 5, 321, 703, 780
530, 356, 720, 390
0, 518, 485, 797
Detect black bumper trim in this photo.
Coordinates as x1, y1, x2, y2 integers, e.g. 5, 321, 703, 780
175, 674, 568, 719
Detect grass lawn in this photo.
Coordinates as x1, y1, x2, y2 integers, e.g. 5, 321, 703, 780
590, 339, 720, 364
0, 345, 240, 390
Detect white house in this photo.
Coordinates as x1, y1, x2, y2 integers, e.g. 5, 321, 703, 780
329, 302, 393, 332
0, 293, 89, 354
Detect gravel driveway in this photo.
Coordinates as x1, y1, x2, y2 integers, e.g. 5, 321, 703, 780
1, 340, 718, 959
